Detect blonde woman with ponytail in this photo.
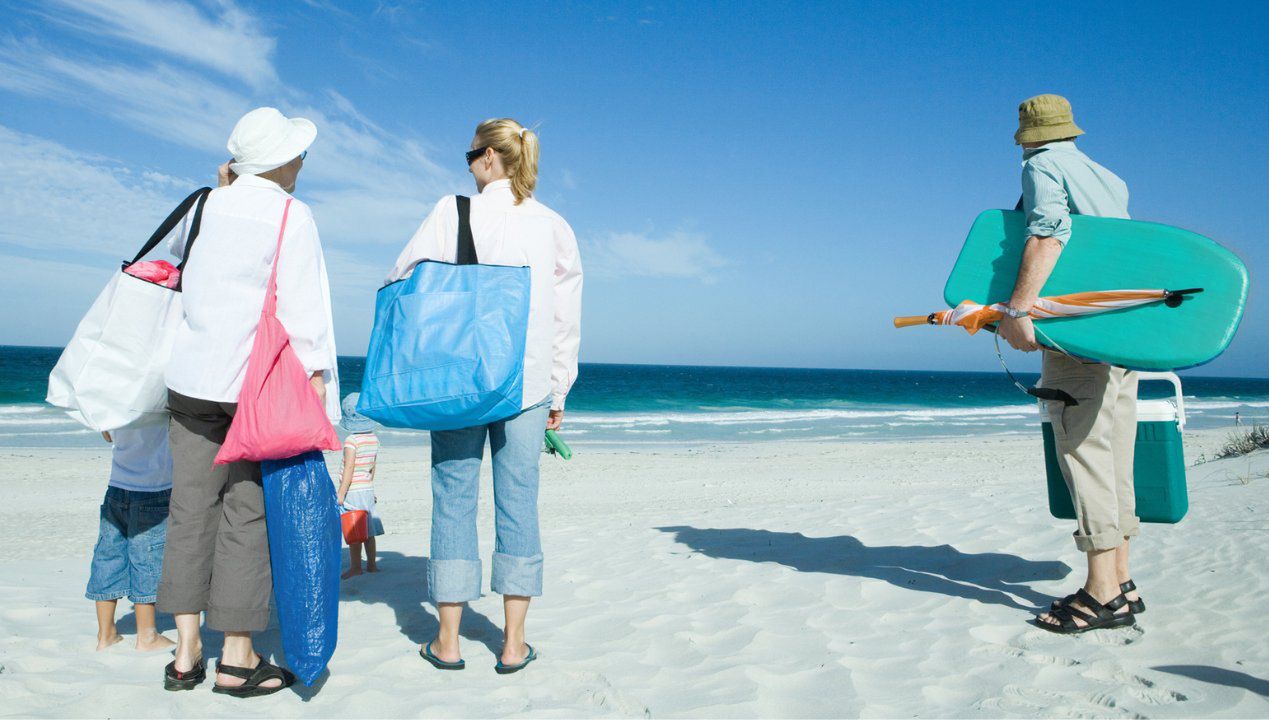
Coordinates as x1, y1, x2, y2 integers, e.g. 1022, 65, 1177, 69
385, 118, 583, 674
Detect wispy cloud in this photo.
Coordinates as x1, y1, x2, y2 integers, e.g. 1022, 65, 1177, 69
0, 37, 249, 149
584, 229, 728, 282
0, 125, 195, 259
1, 1, 460, 239
38, 0, 279, 88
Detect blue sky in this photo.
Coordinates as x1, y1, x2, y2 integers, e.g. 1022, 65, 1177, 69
0, 0, 1264, 377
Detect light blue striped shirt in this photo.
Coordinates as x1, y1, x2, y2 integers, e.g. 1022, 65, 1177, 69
1021, 141, 1129, 245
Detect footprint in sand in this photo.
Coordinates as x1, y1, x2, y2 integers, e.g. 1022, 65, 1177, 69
968, 624, 1082, 667
557, 670, 653, 718
983, 684, 1144, 718
1081, 661, 1191, 705
970, 641, 1081, 667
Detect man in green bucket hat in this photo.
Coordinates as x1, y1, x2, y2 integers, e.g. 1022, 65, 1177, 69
996, 94, 1144, 634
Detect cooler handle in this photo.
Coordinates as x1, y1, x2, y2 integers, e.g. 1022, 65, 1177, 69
1136, 371, 1186, 430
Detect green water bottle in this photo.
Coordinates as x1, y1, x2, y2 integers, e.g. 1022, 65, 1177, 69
544, 430, 573, 460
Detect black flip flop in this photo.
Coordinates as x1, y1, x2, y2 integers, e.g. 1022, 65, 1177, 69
211, 653, 296, 698
420, 641, 465, 670
1035, 589, 1135, 634
164, 657, 206, 691
495, 644, 537, 675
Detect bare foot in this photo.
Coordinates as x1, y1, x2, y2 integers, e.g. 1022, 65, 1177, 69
341, 567, 362, 580
366, 564, 379, 573
216, 654, 282, 690
500, 641, 530, 666
96, 633, 123, 651
136, 632, 176, 652
427, 638, 462, 664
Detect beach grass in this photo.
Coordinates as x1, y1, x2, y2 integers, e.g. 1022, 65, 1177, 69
1213, 424, 1269, 460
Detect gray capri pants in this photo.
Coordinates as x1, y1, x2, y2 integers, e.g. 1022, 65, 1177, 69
156, 390, 272, 631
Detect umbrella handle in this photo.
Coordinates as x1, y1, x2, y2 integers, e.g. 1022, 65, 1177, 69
893, 314, 934, 328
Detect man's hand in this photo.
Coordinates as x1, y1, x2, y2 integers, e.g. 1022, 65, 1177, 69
547, 409, 564, 430
998, 314, 1040, 352
1003, 234, 1062, 353
217, 160, 237, 187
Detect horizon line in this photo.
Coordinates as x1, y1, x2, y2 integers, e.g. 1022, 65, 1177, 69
3, 344, 1267, 381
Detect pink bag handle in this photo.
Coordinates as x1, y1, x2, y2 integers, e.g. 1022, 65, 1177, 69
264, 198, 294, 317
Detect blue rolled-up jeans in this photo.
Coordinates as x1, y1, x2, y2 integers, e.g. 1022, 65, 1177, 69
428, 399, 549, 603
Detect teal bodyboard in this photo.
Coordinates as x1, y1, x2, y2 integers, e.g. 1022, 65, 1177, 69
944, 210, 1249, 370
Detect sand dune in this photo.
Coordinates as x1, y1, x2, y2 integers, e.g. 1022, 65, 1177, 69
0, 430, 1265, 717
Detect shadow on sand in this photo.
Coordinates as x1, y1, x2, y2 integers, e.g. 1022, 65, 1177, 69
658, 526, 1070, 610
1153, 665, 1269, 697
338, 550, 504, 658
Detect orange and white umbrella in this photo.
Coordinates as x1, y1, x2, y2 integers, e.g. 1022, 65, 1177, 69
894, 288, 1202, 334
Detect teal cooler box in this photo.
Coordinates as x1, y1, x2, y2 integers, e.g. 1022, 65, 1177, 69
1041, 371, 1188, 524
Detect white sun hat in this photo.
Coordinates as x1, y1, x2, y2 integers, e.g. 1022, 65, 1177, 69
226, 107, 317, 176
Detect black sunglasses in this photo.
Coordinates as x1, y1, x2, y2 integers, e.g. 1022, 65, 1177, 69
465, 146, 488, 165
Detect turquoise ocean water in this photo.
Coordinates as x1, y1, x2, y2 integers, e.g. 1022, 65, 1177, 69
3, 345, 1267, 448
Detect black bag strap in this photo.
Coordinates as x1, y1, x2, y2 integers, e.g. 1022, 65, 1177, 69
455, 195, 478, 265
173, 188, 213, 291
129, 187, 212, 267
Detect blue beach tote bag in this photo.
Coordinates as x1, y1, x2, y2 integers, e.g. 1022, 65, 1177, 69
358, 196, 531, 430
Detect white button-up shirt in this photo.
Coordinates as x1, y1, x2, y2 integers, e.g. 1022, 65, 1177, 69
386, 179, 582, 411
165, 174, 341, 420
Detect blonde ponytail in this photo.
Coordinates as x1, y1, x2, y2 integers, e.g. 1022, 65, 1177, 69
474, 118, 539, 205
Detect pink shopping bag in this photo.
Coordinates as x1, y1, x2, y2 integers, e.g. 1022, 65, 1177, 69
215, 198, 340, 464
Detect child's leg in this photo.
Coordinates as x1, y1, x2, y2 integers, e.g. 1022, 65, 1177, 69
124, 488, 174, 651
88, 487, 128, 650
365, 536, 378, 571
95, 600, 122, 650
342, 543, 364, 579
133, 602, 175, 651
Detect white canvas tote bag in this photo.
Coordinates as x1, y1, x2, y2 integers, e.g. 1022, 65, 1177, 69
47, 187, 211, 431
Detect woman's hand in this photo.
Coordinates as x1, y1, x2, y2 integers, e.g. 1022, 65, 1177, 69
547, 409, 564, 430
310, 372, 327, 406
336, 492, 346, 507
217, 160, 237, 187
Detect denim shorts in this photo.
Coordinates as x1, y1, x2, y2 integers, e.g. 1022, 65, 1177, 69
86, 487, 171, 604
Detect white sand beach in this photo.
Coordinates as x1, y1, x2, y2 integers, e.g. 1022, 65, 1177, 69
1, 431, 1266, 718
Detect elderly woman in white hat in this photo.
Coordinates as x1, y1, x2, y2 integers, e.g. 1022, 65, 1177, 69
157, 107, 339, 697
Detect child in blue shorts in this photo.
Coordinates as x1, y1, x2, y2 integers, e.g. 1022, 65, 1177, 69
87, 424, 176, 652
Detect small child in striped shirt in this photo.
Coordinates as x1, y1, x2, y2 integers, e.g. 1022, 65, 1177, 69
337, 394, 385, 579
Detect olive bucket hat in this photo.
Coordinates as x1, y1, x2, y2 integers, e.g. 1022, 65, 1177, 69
1014, 94, 1084, 145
